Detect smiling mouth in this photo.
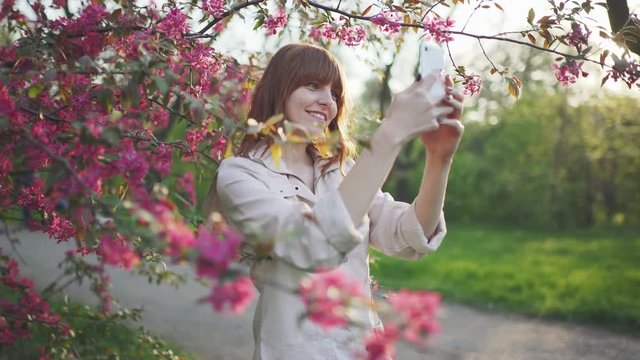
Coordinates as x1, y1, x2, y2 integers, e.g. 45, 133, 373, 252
306, 111, 326, 123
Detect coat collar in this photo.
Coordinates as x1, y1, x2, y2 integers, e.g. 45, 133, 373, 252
247, 143, 341, 178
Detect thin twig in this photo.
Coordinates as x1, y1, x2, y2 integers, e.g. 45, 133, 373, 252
477, 38, 500, 74
192, 0, 266, 36
461, 0, 485, 32
422, 0, 445, 22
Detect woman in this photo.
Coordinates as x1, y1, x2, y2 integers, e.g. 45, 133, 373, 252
208, 43, 464, 359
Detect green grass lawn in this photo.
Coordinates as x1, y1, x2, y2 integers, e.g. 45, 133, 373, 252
371, 224, 640, 335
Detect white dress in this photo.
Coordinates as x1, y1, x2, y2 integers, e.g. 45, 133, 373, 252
215, 146, 447, 360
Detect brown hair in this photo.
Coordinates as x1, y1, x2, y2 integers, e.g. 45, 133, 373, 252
236, 43, 356, 173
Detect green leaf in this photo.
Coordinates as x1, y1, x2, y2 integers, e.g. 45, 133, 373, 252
28, 84, 45, 98
527, 8, 535, 25
153, 75, 169, 95
254, 15, 265, 30
101, 127, 121, 146
94, 88, 114, 113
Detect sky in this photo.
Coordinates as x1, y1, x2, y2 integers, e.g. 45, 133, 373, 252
13, 0, 640, 101
214, 0, 640, 101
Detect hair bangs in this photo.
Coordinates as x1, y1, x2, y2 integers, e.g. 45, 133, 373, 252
289, 48, 344, 99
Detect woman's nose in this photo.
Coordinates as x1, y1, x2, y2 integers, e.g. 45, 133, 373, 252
317, 88, 333, 105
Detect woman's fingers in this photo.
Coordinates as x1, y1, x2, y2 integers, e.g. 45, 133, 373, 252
438, 118, 465, 132
433, 105, 455, 118
444, 74, 454, 88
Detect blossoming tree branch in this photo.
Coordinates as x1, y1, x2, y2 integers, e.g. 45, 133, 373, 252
0, 0, 638, 358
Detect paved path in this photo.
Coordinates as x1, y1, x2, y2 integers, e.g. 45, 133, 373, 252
5, 230, 640, 360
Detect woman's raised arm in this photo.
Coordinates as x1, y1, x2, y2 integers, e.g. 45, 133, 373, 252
338, 73, 454, 228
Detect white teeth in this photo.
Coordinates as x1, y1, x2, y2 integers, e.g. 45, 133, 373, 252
308, 112, 325, 121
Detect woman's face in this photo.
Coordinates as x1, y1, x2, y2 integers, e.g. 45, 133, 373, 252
284, 81, 338, 138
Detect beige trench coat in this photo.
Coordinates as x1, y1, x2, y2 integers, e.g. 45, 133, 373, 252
212, 145, 447, 360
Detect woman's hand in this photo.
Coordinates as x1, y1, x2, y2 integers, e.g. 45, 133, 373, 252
377, 73, 455, 151
419, 75, 464, 162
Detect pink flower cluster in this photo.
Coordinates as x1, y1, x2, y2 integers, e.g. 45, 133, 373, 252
360, 325, 399, 360
424, 16, 455, 44
157, 7, 190, 39
17, 179, 76, 242
181, 42, 222, 94
177, 172, 196, 205
552, 60, 588, 86
371, 11, 401, 34
0, 251, 70, 346
309, 22, 367, 47
299, 270, 364, 330
195, 223, 243, 280
194, 222, 253, 314
203, 0, 226, 18
263, 9, 287, 35
567, 22, 590, 51
185, 128, 206, 160
97, 234, 141, 270
113, 139, 150, 185
387, 289, 441, 346
207, 276, 254, 314
463, 74, 483, 96
210, 134, 228, 162
607, 58, 640, 89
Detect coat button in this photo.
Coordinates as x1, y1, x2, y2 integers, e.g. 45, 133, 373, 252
294, 186, 300, 191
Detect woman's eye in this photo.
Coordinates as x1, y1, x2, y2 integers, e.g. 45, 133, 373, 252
307, 82, 318, 89
331, 92, 338, 101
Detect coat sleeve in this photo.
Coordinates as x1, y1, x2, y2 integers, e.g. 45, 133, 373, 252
367, 190, 447, 260
215, 158, 364, 271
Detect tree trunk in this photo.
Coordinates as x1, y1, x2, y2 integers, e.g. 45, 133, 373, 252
606, 0, 640, 56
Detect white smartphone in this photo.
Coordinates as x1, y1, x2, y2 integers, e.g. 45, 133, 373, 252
419, 41, 446, 101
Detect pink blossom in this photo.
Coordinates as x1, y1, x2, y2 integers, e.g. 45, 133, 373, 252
195, 224, 243, 280
46, 213, 76, 243
151, 108, 170, 128
308, 26, 324, 41
299, 270, 364, 330
163, 217, 196, 257
97, 234, 140, 270
52, 0, 66, 9
552, 60, 588, 86
606, 58, 640, 89
263, 9, 287, 35
424, 16, 455, 44
177, 172, 196, 205
0, 85, 22, 126
0, 0, 15, 22
181, 43, 222, 93
207, 276, 254, 314
308, 23, 343, 42
338, 25, 367, 47
463, 74, 483, 96
18, 179, 53, 213
203, 0, 226, 18
387, 289, 441, 346
210, 135, 227, 162
157, 8, 189, 39
61, 4, 107, 34
371, 11, 401, 34
567, 22, 590, 51
360, 325, 400, 360
150, 143, 173, 177
113, 139, 149, 184
0, 254, 68, 345
184, 128, 206, 160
